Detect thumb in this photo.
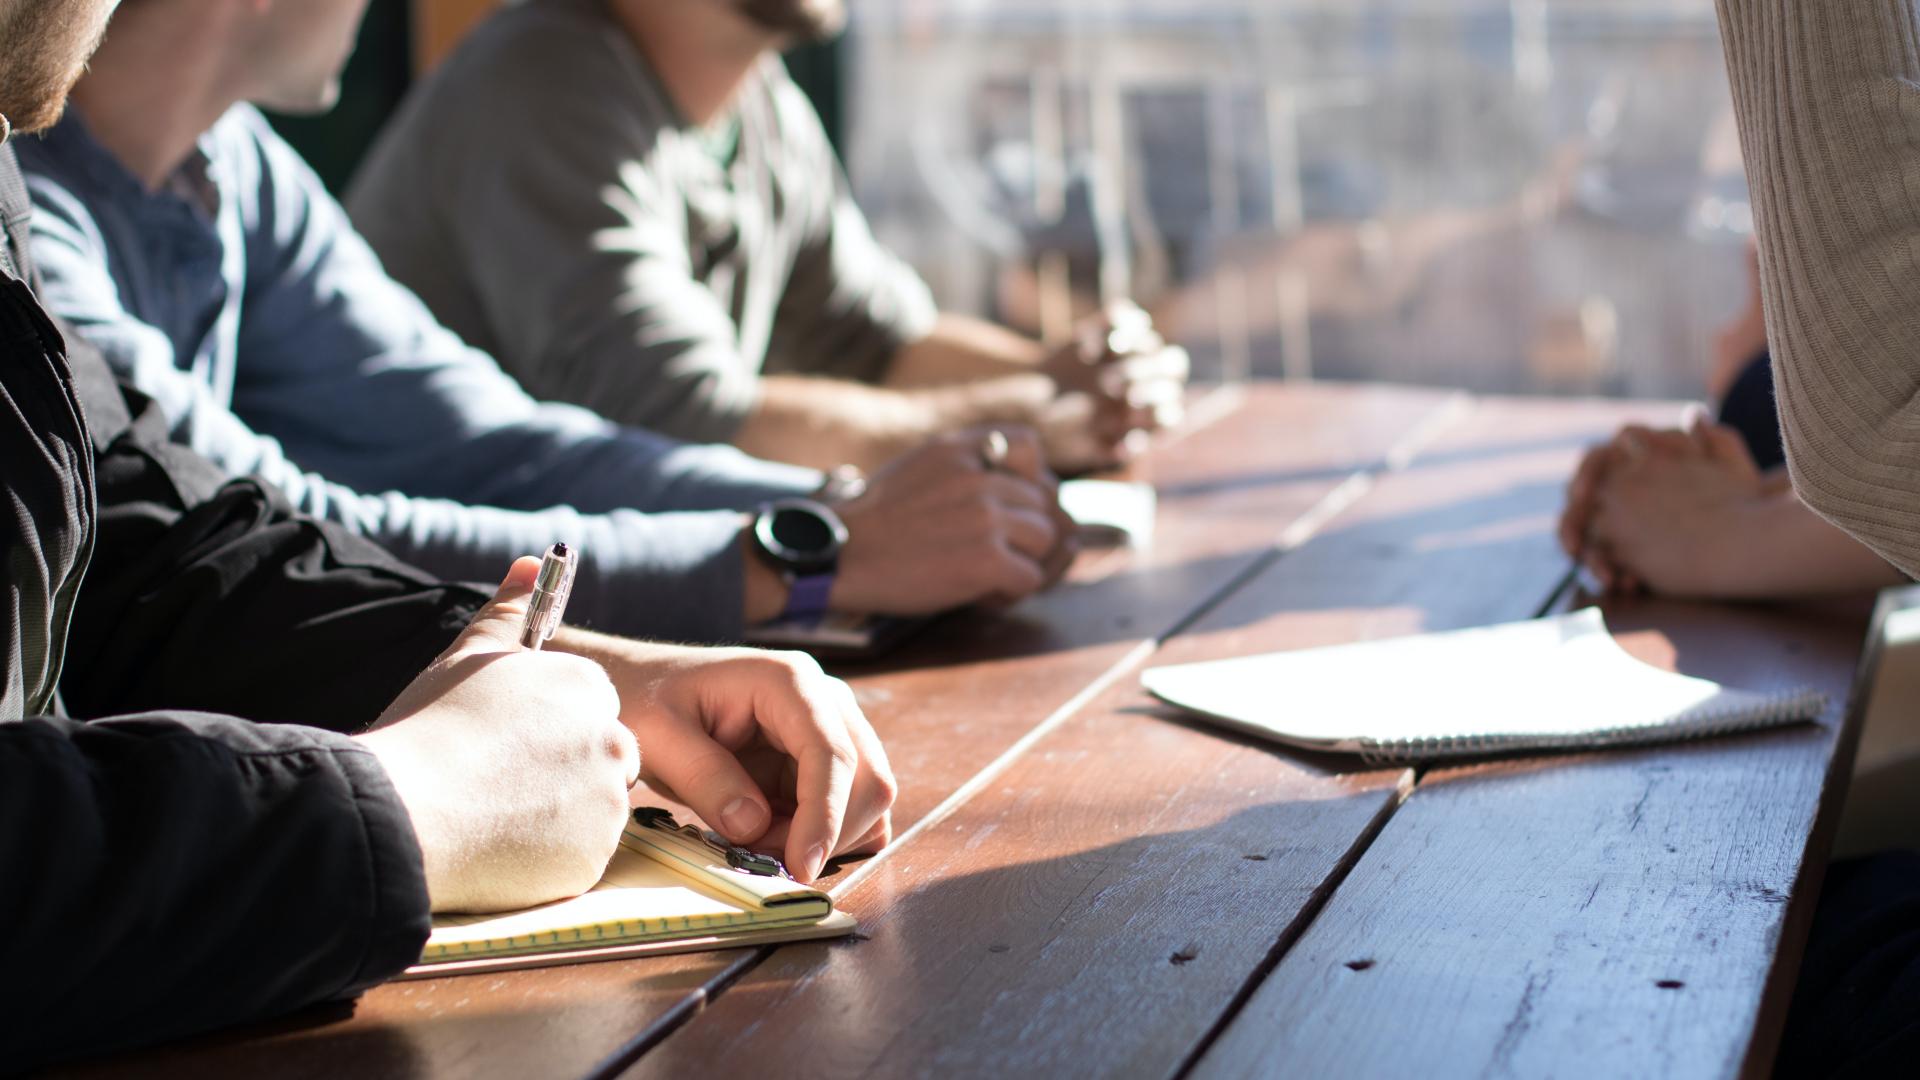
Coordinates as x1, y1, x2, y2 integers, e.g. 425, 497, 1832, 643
452, 555, 545, 655
637, 718, 775, 847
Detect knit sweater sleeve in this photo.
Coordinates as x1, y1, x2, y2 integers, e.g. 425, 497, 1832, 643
1715, 0, 1920, 578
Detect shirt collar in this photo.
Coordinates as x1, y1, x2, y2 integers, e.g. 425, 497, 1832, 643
40, 107, 223, 223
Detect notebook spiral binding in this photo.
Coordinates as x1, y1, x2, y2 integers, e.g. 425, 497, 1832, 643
1354, 685, 1830, 765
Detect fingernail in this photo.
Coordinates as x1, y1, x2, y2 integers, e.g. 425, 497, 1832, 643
803, 843, 828, 882
719, 798, 766, 840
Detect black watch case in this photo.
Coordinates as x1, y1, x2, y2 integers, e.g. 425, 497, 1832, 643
753, 498, 848, 574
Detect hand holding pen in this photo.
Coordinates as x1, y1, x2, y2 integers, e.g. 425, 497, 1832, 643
492, 542, 898, 885
355, 550, 639, 912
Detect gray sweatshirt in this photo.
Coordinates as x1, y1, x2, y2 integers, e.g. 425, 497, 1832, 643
346, 0, 937, 447
1716, 0, 1920, 579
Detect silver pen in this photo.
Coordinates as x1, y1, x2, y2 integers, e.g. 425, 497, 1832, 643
520, 542, 578, 650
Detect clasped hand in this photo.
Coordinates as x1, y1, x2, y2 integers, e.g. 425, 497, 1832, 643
1557, 412, 1768, 596
1041, 302, 1190, 473
831, 426, 1078, 614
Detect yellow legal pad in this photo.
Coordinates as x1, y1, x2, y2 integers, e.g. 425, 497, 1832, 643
404, 809, 855, 978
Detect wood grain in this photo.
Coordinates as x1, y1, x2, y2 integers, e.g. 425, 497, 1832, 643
68, 384, 1453, 1078
625, 395, 1679, 1078
1190, 598, 1870, 1080
825, 383, 1459, 832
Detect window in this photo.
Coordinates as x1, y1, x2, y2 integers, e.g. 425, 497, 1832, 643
844, 0, 1748, 398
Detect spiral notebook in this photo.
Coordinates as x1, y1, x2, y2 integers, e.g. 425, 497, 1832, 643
1141, 608, 1827, 763
403, 808, 855, 979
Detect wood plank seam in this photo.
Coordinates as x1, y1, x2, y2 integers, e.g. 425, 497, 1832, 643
1169, 770, 1419, 1080
586, 391, 1479, 1079
837, 390, 1474, 906
585, 950, 762, 1080
1167, 410, 1579, 1080
1185, 599, 1870, 1078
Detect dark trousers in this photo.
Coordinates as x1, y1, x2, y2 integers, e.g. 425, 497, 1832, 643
1720, 349, 1786, 472
1777, 852, 1920, 1077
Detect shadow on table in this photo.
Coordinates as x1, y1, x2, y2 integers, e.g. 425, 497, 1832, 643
58, 951, 763, 1080
68, 598, 1868, 1078
640, 800, 1406, 1078
1119, 701, 1395, 779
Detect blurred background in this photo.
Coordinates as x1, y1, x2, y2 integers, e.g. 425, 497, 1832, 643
289, 0, 1750, 402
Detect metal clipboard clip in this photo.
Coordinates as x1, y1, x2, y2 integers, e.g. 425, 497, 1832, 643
630, 806, 790, 879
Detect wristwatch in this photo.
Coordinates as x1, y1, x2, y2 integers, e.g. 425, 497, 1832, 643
750, 497, 849, 620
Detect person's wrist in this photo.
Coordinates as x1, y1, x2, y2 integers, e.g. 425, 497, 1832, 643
741, 518, 792, 624
353, 727, 458, 909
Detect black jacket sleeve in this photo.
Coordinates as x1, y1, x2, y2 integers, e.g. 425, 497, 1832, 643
58, 338, 488, 731
0, 712, 431, 1070
1, 151, 457, 1068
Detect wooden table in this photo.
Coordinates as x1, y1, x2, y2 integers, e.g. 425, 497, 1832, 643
81, 382, 1873, 1079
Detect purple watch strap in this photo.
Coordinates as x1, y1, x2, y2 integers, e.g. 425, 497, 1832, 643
780, 572, 836, 622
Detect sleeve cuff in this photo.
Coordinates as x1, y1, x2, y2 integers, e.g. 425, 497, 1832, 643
333, 744, 433, 994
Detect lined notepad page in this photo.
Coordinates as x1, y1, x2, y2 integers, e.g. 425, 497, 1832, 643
1142, 608, 1826, 761
426, 826, 831, 961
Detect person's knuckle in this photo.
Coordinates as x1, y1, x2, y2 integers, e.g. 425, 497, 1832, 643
956, 467, 990, 500
868, 761, 901, 809
546, 651, 606, 685
749, 651, 816, 698
1039, 506, 1066, 542
775, 648, 824, 678
600, 723, 636, 767
827, 673, 858, 706
826, 733, 860, 773
966, 498, 1001, 539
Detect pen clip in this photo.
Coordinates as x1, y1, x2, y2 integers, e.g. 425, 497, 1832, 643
631, 807, 790, 878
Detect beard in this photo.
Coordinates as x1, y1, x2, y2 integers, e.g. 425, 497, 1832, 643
732, 0, 846, 44
0, 1, 114, 136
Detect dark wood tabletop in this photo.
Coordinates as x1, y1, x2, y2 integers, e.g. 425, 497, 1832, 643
76, 382, 1875, 1080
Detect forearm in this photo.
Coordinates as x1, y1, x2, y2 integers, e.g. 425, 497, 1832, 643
265, 351, 818, 518
1715, 0, 1920, 576
884, 313, 1049, 387
582, 511, 779, 635
1710, 491, 1908, 599
733, 372, 1050, 473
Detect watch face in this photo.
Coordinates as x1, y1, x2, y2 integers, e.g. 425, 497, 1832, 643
771, 505, 835, 553
756, 499, 847, 573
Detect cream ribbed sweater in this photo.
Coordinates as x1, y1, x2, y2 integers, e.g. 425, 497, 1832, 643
1717, 0, 1920, 578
